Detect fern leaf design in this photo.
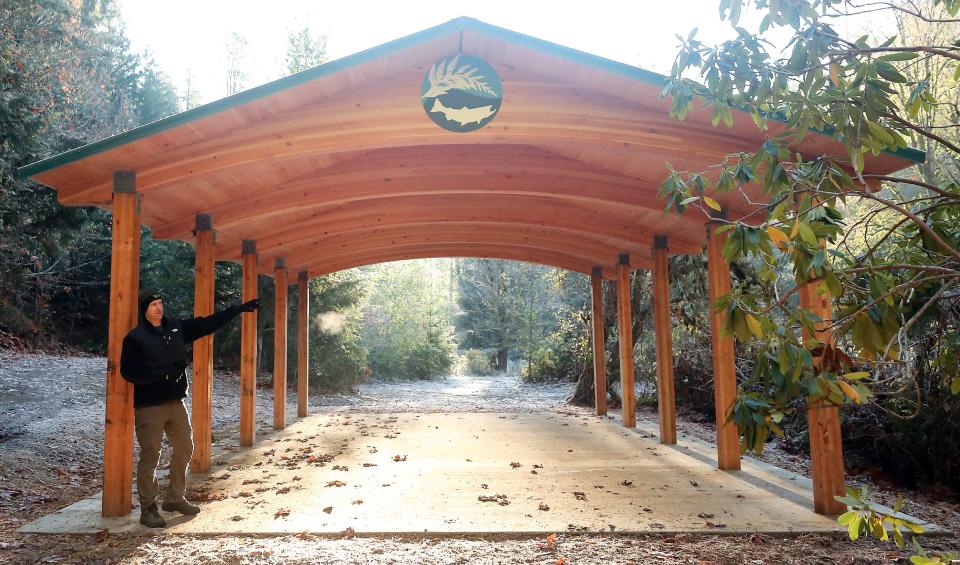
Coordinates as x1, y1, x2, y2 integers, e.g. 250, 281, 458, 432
422, 56, 497, 99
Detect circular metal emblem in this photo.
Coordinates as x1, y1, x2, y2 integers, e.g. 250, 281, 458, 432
421, 54, 503, 132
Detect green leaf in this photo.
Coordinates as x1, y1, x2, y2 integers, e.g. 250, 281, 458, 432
679, 196, 701, 206
843, 371, 871, 380
878, 52, 919, 62
952, 377, 960, 395
797, 222, 818, 246
875, 60, 907, 83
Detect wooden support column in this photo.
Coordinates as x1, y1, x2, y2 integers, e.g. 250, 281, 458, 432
103, 171, 140, 516
273, 259, 288, 430
616, 254, 636, 428
800, 278, 846, 515
190, 214, 215, 473
590, 267, 607, 416
240, 240, 258, 447
297, 271, 310, 417
706, 220, 741, 470
652, 236, 677, 444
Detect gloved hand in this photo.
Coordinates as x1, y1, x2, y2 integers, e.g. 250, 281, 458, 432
240, 299, 260, 313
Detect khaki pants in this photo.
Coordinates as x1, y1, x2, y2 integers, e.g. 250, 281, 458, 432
134, 399, 193, 509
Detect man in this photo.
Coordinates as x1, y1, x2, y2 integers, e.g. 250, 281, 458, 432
121, 290, 259, 528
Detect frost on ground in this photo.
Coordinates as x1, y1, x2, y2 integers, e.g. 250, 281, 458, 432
0, 351, 957, 564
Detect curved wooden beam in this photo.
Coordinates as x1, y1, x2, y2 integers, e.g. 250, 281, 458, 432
278, 233, 630, 276
299, 243, 630, 279
151, 146, 681, 240
261, 223, 647, 271
58, 79, 762, 206
212, 194, 704, 262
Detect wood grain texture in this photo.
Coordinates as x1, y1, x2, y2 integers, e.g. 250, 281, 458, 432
30, 23, 916, 288
103, 190, 140, 516
591, 270, 607, 416
297, 273, 309, 418
190, 226, 215, 473
799, 278, 846, 515
706, 223, 741, 471
652, 244, 676, 444
240, 246, 258, 447
616, 259, 636, 428
273, 266, 288, 430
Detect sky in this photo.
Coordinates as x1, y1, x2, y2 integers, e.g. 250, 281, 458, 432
116, 0, 770, 105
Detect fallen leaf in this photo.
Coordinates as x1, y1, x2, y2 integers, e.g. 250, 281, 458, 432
230, 515, 244, 521
539, 503, 550, 511
274, 508, 290, 519
392, 454, 407, 462
478, 494, 510, 506
323, 506, 333, 514
690, 480, 699, 487
697, 512, 714, 519
276, 487, 290, 495
573, 491, 587, 501
510, 462, 522, 468
620, 480, 633, 487
325, 480, 346, 488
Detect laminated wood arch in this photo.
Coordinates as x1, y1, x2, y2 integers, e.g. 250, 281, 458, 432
19, 16, 923, 518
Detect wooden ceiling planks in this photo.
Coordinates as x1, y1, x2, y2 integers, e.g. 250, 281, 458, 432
21, 17, 921, 280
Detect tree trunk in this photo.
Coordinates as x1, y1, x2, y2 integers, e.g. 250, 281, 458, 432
497, 347, 508, 372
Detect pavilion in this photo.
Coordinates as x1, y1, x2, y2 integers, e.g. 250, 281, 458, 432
18, 17, 922, 519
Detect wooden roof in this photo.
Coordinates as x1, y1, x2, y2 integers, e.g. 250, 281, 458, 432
20, 17, 923, 279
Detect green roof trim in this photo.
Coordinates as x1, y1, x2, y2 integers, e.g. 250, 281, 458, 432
17, 16, 924, 180
17, 17, 465, 179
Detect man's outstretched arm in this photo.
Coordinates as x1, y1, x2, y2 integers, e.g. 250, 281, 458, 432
181, 299, 259, 343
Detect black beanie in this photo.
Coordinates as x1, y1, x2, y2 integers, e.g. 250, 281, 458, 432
138, 290, 162, 316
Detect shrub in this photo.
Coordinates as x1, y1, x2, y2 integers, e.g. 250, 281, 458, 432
462, 348, 493, 375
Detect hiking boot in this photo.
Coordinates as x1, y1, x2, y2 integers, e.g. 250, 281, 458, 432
139, 504, 167, 528
161, 499, 201, 515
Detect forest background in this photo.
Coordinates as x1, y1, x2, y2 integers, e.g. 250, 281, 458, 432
0, 0, 957, 504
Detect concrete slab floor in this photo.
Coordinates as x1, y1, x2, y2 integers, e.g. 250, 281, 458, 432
19, 411, 939, 536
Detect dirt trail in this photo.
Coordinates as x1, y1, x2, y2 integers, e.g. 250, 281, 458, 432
0, 351, 957, 564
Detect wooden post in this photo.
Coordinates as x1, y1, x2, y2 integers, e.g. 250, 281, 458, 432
240, 240, 258, 447
616, 254, 636, 428
706, 219, 741, 470
800, 278, 846, 515
103, 171, 140, 516
590, 267, 607, 416
297, 271, 309, 417
190, 214, 215, 473
273, 259, 288, 430
652, 236, 677, 444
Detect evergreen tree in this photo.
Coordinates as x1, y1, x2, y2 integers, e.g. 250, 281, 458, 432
285, 27, 328, 74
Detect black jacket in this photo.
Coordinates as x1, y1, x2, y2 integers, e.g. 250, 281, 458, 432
120, 305, 243, 408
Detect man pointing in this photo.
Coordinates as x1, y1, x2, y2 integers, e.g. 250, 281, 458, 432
120, 289, 259, 528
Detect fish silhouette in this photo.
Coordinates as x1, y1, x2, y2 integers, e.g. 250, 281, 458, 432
430, 98, 497, 127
